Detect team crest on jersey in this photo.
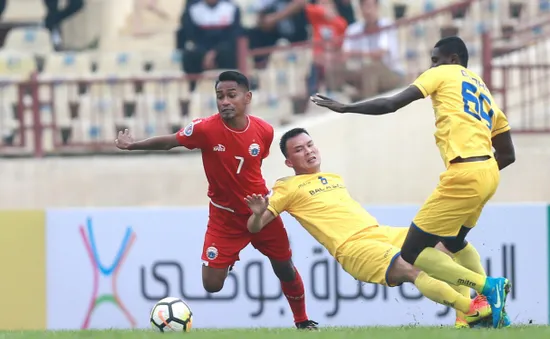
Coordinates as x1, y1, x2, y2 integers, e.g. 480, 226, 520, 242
206, 246, 218, 260
181, 119, 202, 137
249, 143, 260, 157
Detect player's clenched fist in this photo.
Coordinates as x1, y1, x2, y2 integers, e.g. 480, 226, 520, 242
115, 129, 134, 150
245, 194, 269, 215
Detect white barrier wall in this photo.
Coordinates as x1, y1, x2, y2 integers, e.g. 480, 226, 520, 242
45, 204, 549, 329
1, 98, 549, 208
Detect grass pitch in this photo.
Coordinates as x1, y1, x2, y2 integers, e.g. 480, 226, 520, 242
1, 326, 550, 339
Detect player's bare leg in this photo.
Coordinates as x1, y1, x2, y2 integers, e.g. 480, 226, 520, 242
269, 258, 318, 330
387, 256, 491, 325
201, 265, 230, 293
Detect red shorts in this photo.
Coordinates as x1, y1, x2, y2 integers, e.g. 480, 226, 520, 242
201, 203, 292, 269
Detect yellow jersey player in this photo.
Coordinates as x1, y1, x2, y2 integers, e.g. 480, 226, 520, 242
245, 128, 494, 327
310, 36, 516, 328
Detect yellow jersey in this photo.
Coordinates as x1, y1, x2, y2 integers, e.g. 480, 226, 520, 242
412, 64, 510, 167
267, 173, 379, 256
492, 106, 511, 138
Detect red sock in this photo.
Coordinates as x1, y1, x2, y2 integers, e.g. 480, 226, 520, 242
280, 267, 308, 324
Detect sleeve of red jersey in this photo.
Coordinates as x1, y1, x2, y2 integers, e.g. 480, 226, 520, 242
175, 119, 206, 150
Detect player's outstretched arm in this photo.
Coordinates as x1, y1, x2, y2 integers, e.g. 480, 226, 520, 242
310, 85, 424, 115
491, 130, 515, 170
245, 194, 276, 233
115, 129, 181, 151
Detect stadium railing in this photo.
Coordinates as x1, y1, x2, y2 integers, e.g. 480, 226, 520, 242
482, 18, 550, 133
1, 0, 548, 157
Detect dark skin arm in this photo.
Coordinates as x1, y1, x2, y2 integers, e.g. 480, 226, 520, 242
491, 130, 515, 170
312, 87, 516, 170
310, 85, 425, 114
127, 135, 180, 150
115, 129, 181, 151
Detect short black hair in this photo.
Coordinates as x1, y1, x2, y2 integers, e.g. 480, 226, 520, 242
279, 127, 310, 157
434, 36, 469, 67
215, 70, 250, 91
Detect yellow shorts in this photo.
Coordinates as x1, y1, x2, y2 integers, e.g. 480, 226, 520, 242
413, 158, 500, 237
335, 225, 409, 286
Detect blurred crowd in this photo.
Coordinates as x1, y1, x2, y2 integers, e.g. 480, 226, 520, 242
0, 0, 84, 50
174, 0, 402, 97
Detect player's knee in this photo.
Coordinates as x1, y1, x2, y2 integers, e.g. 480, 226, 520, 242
270, 259, 296, 282
435, 242, 453, 257
202, 277, 224, 293
387, 256, 421, 285
201, 265, 227, 293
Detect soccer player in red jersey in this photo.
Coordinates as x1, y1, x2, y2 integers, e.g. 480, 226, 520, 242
115, 71, 317, 329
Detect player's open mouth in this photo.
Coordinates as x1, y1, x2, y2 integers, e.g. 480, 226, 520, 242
307, 156, 316, 163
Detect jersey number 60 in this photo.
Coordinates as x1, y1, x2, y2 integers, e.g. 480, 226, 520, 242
461, 81, 494, 130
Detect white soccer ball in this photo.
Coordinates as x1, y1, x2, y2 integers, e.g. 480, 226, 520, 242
150, 297, 193, 332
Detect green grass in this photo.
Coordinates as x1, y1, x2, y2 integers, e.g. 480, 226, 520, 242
1, 327, 549, 339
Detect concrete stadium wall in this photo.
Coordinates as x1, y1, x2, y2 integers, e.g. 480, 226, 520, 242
1, 97, 549, 208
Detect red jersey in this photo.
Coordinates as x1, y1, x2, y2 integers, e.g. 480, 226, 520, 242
306, 4, 348, 59
176, 114, 273, 215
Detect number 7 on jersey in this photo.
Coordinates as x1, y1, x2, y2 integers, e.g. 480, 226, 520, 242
234, 156, 244, 174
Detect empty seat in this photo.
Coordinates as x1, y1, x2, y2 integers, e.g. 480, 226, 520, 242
3, 27, 53, 55
41, 52, 92, 78
95, 51, 145, 76
0, 50, 37, 79
2, 0, 45, 22
149, 50, 183, 75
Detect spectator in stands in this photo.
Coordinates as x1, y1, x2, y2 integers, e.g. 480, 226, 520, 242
44, 0, 85, 50
334, 0, 355, 25
328, 0, 403, 100
305, 0, 348, 95
179, 0, 242, 89
248, 0, 310, 68
0, 0, 6, 20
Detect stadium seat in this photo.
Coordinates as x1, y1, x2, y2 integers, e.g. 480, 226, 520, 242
0, 50, 37, 79
0, 50, 36, 146
3, 27, 53, 56
1, 0, 45, 23
0, 93, 20, 145
41, 52, 92, 78
148, 50, 183, 75
95, 51, 145, 76
189, 75, 218, 120
100, 33, 175, 61
38, 53, 93, 125
93, 52, 146, 101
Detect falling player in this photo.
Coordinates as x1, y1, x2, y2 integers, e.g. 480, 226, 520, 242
311, 36, 516, 328
115, 71, 317, 330
244, 128, 492, 326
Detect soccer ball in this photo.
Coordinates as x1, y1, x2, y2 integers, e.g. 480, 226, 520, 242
150, 297, 193, 332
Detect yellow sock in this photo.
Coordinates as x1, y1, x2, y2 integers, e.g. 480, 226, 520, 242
414, 247, 487, 293
414, 271, 471, 313
451, 254, 473, 320
454, 243, 486, 276
453, 285, 471, 319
